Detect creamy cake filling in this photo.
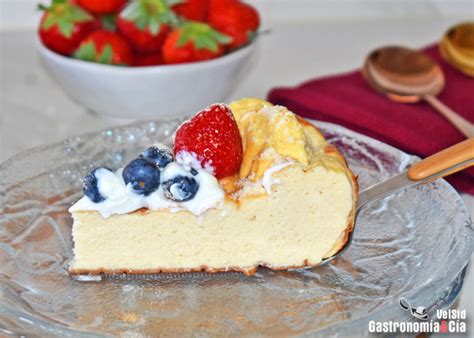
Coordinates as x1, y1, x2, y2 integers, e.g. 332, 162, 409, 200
70, 165, 354, 272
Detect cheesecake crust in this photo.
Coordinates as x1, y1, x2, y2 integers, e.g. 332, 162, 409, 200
70, 255, 340, 277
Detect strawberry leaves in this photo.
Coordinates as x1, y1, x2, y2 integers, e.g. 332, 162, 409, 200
73, 41, 97, 61
101, 14, 118, 31
177, 22, 231, 52
120, 0, 180, 36
74, 42, 115, 64
39, 2, 93, 38
98, 46, 114, 64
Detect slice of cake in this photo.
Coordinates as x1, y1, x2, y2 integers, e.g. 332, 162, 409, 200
69, 98, 358, 275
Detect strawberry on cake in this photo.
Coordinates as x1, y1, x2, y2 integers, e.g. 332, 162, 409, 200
69, 98, 358, 276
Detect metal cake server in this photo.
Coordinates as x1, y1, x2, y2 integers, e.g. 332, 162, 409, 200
75, 138, 474, 281
322, 137, 474, 266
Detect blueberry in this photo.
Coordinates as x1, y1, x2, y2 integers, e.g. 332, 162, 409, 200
122, 158, 161, 195
162, 176, 199, 202
139, 145, 174, 168
83, 167, 111, 203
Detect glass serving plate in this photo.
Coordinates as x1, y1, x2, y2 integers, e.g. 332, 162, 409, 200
0, 120, 472, 337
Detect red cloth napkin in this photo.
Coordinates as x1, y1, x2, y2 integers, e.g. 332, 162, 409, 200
268, 45, 474, 194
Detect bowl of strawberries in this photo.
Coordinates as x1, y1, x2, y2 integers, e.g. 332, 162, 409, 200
37, 0, 260, 119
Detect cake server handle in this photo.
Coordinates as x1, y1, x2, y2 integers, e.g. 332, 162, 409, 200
357, 138, 474, 211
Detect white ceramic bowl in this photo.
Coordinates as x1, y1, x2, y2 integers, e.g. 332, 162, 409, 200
37, 39, 257, 120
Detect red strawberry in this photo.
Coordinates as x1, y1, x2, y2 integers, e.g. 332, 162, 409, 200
162, 22, 230, 64
117, 0, 178, 53
77, 0, 127, 14
174, 104, 243, 179
172, 0, 208, 21
38, 0, 99, 55
238, 2, 260, 31
133, 53, 163, 66
208, 0, 259, 49
73, 30, 133, 65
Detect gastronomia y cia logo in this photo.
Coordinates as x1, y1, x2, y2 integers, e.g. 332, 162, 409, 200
368, 298, 468, 334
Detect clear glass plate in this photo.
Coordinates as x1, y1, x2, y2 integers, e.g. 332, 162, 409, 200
0, 120, 472, 337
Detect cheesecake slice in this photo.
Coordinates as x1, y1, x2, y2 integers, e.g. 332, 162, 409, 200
69, 99, 358, 275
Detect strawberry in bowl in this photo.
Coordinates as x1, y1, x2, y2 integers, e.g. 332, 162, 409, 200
38, 0, 100, 55
116, 0, 177, 54
209, 0, 260, 49
133, 53, 163, 66
77, 0, 127, 15
73, 30, 134, 65
162, 22, 231, 64
172, 0, 208, 21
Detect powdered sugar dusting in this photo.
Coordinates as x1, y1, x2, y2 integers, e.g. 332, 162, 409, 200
175, 151, 215, 175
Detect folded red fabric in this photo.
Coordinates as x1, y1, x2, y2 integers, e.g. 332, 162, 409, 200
268, 45, 474, 194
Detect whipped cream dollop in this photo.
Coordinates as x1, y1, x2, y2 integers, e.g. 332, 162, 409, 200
69, 152, 224, 218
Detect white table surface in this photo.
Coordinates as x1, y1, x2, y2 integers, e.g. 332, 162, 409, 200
1, 16, 473, 328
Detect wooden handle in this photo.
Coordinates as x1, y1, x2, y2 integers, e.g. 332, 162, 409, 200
424, 95, 474, 137
408, 138, 474, 180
